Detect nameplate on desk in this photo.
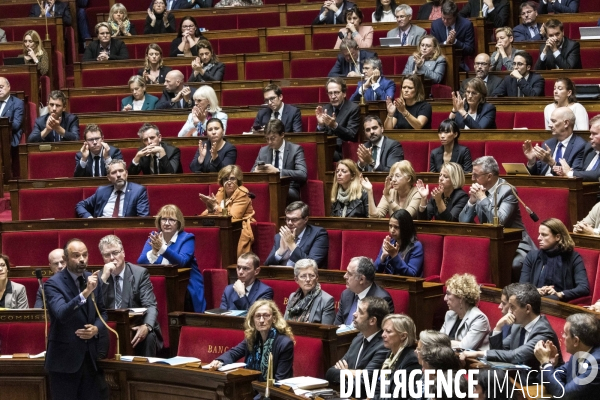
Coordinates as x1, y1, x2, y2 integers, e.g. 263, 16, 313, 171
12, 353, 29, 359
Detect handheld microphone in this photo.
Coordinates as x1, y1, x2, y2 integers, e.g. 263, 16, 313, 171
338, 32, 345, 40
35, 268, 48, 350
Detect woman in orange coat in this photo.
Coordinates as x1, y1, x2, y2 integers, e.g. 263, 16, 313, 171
200, 164, 255, 256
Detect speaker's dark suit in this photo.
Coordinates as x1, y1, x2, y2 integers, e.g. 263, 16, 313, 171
76, 182, 150, 218
491, 72, 545, 97
251, 141, 307, 202
538, 0, 579, 14
83, 38, 129, 62
349, 77, 396, 102
325, 331, 388, 397
358, 136, 404, 172
431, 15, 475, 58
312, 0, 356, 25
328, 49, 377, 77
128, 142, 182, 175
429, 143, 473, 173
526, 134, 586, 176
513, 23, 544, 42
459, 0, 510, 27
373, 346, 421, 400
44, 269, 108, 399
0, 95, 24, 147
573, 146, 600, 181
488, 315, 563, 370
28, 112, 80, 143
535, 36, 582, 70
316, 100, 361, 161
30, 1, 72, 25
101, 263, 163, 356
334, 284, 394, 325
74, 146, 123, 177
460, 75, 503, 99
264, 224, 329, 268
252, 104, 303, 133
219, 279, 274, 310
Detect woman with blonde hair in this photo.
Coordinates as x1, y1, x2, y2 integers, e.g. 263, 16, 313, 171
365, 160, 421, 219
23, 30, 48, 76
108, 3, 136, 37
440, 273, 490, 350
520, 218, 589, 302
121, 75, 159, 111
137, 44, 172, 85
416, 161, 469, 221
206, 300, 294, 381
330, 159, 369, 218
402, 35, 446, 84
178, 85, 228, 136
200, 165, 255, 256
490, 27, 516, 71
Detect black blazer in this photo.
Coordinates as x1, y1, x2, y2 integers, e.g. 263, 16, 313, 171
128, 142, 182, 175
418, 188, 469, 222
334, 284, 394, 325
519, 249, 589, 302
169, 35, 208, 57
190, 141, 237, 173
417, 3, 435, 20
491, 72, 545, 97
265, 224, 329, 268
460, 75, 503, 99
535, 36, 582, 70
316, 100, 361, 161
454, 101, 497, 129
155, 86, 196, 109
358, 136, 404, 172
459, 0, 509, 28
328, 49, 377, 77
137, 66, 172, 84
74, 145, 123, 177
513, 23, 544, 42
429, 143, 473, 173
331, 189, 369, 218
253, 104, 303, 133
188, 62, 225, 82
144, 12, 176, 34
574, 146, 600, 181
28, 112, 80, 142
30, 1, 71, 25
312, 0, 356, 25
83, 38, 129, 61
373, 346, 422, 400
538, 0, 579, 14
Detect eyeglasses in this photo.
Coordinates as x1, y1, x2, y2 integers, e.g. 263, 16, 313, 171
182, 25, 196, 29
264, 96, 278, 103
101, 250, 123, 258
161, 218, 177, 224
86, 137, 102, 143
298, 274, 317, 281
474, 62, 489, 66
472, 172, 490, 179
328, 91, 341, 96
285, 217, 303, 223
254, 313, 272, 321
514, 62, 526, 67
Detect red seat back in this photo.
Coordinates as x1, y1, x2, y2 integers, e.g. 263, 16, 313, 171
19, 188, 83, 220
0, 322, 47, 355
260, 279, 299, 313
177, 326, 244, 360
203, 269, 229, 310
340, 231, 387, 271
574, 247, 599, 303
544, 314, 568, 360
319, 283, 347, 311
146, 184, 210, 216
2, 232, 59, 267
28, 153, 74, 179
478, 300, 501, 329
516, 187, 570, 242
251, 222, 277, 263
186, 228, 221, 271
149, 276, 169, 348
419, 234, 444, 279
514, 111, 545, 129
301, 180, 326, 217
326, 230, 342, 270
114, 228, 152, 263
10, 277, 42, 308
388, 288, 409, 314
484, 141, 524, 174
57, 229, 114, 265
402, 141, 430, 173
294, 336, 323, 377
440, 236, 491, 284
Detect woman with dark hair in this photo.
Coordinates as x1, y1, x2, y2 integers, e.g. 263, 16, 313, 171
188, 40, 225, 82
214, 0, 263, 7
137, 43, 172, 84
373, 209, 424, 277
372, 0, 397, 23
429, 119, 473, 172
189, 118, 236, 172
403, 35, 446, 84
450, 78, 497, 129
169, 16, 207, 57
200, 165, 254, 256
544, 77, 589, 130
334, 7, 373, 49
519, 218, 589, 302
416, 162, 469, 222
145, 0, 175, 34
417, 0, 450, 20
0, 254, 29, 309
330, 159, 369, 218
384, 75, 432, 130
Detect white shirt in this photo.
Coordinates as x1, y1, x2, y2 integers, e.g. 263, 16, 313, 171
521, 315, 541, 344
132, 98, 145, 111
371, 135, 384, 169
147, 231, 179, 264
0, 96, 8, 116
371, 10, 395, 23
540, 134, 572, 176
79, 148, 113, 176
101, 183, 127, 218
272, 103, 284, 120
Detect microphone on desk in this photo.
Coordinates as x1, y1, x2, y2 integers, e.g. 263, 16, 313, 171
89, 271, 121, 361
264, 352, 274, 400
493, 182, 539, 226
35, 269, 48, 350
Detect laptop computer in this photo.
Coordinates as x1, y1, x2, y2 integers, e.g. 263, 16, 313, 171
579, 26, 600, 40
3, 57, 25, 66
502, 163, 531, 175
575, 84, 600, 100
379, 37, 403, 47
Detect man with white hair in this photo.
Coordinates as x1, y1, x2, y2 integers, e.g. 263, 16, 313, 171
156, 70, 196, 109
386, 4, 426, 45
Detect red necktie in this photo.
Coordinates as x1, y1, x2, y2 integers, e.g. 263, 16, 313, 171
112, 190, 122, 217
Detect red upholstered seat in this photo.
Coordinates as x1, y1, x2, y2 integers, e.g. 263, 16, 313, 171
393, 55, 410, 75
81, 67, 136, 88
224, 62, 238, 81
431, 112, 447, 129
319, 283, 346, 311
107, 321, 118, 358
246, 60, 285, 80
544, 314, 569, 360
217, 37, 261, 55
516, 187, 570, 243
57, 229, 114, 265
69, 94, 120, 114
251, 222, 277, 263
1, 71, 34, 104
477, 300, 501, 329
495, 111, 515, 129
227, 118, 256, 135
114, 228, 153, 263
299, 143, 318, 180
203, 269, 229, 310
290, 58, 333, 79
0, 322, 47, 355
513, 111, 545, 129
581, 48, 600, 69
177, 326, 245, 360
286, 10, 319, 27
260, 279, 299, 312
301, 180, 326, 217
28, 153, 74, 179
484, 141, 524, 174
431, 84, 452, 99
571, 247, 598, 305
388, 289, 409, 314
340, 231, 387, 271
326, 230, 342, 270
371, 182, 385, 203
233, 182, 270, 222
267, 35, 306, 52
311, 33, 338, 50
231, 143, 263, 172
439, 236, 491, 284
11, 277, 44, 308
294, 336, 324, 377
196, 15, 238, 31
238, 12, 281, 29
185, 228, 222, 271
2, 232, 59, 267
419, 234, 443, 280
402, 141, 430, 173
592, 254, 600, 304
149, 276, 170, 348
146, 184, 210, 216
279, 86, 320, 105
341, 141, 359, 160
460, 141, 485, 162
19, 188, 83, 220
180, 146, 197, 173
221, 88, 263, 107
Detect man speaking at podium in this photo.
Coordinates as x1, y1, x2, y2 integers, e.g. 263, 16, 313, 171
44, 238, 109, 400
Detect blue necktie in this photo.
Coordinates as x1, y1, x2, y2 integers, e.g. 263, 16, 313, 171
590, 153, 600, 171
401, 32, 407, 46
345, 295, 358, 325
554, 143, 563, 164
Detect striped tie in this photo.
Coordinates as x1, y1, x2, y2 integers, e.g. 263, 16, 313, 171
115, 275, 122, 308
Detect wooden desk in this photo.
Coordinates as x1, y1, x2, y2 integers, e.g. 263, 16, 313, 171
0, 359, 48, 400
253, 382, 307, 400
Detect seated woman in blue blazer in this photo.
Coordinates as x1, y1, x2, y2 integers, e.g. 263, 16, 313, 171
449, 78, 497, 129
374, 209, 424, 277
429, 119, 473, 173
121, 75, 159, 111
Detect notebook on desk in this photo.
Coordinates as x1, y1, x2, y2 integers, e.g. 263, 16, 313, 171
379, 37, 403, 47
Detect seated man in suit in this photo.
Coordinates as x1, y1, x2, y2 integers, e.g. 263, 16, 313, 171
326, 296, 389, 397
83, 22, 129, 62
251, 119, 307, 202
128, 123, 182, 175
328, 38, 377, 78
335, 256, 394, 325
513, 2, 544, 42
535, 313, 600, 398
491, 51, 545, 97
35, 248, 67, 308
75, 124, 123, 177
316, 77, 361, 161
28, 90, 80, 143
357, 115, 403, 172
99, 235, 163, 357
220, 252, 273, 311
30, 0, 72, 26
431, 1, 475, 71
156, 70, 195, 110
556, 115, 600, 181
76, 159, 150, 218
313, 0, 356, 25
0, 77, 24, 177
459, 156, 536, 269
349, 57, 396, 102
252, 84, 302, 133
462, 283, 563, 371
538, 0, 579, 14
535, 19, 581, 70
385, 4, 426, 46
459, 0, 510, 28
265, 201, 329, 268
523, 107, 586, 176
460, 54, 503, 97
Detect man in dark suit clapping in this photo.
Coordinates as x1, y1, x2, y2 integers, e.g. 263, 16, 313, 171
357, 115, 403, 172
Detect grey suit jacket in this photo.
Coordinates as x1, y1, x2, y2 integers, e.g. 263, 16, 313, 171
284, 290, 335, 325
403, 56, 446, 84
251, 141, 307, 191
3, 280, 29, 309
386, 24, 426, 46
440, 306, 490, 350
